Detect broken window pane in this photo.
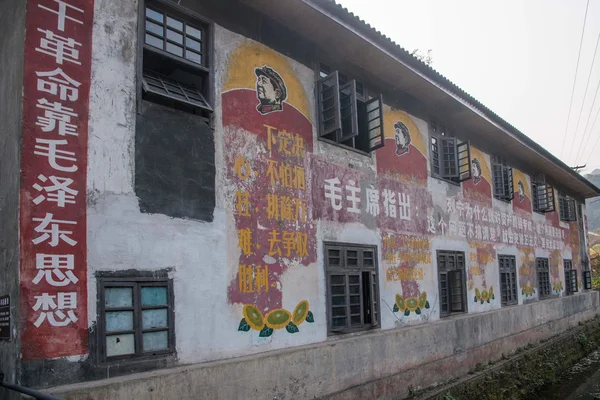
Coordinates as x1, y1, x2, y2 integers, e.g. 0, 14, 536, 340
106, 334, 135, 357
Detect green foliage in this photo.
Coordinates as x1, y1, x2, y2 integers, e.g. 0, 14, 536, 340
585, 172, 600, 231
238, 318, 251, 332
259, 325, 273, 337
306, 311, 314, 323
285, 322, 299, 334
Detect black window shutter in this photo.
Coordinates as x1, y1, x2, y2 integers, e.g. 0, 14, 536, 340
457, 141, 472, 182
559, 196, 567, 220
546, 185, 556, 212
449, 270, 464, 312
366, 95, 385, 152
492, 156, 505, 197
439, 271, 449, 316
328, 272, 348, 331
339, 80, 359, 142
568, 199, 576, 221
504, 166, 514, 200
431, 135, 441, 176
536, 184, 549, 212
317, 71, 341, 137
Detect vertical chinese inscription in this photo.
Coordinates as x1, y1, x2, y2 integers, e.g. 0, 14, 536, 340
20, 0, 94, 360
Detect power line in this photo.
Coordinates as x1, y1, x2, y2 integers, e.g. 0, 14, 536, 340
560, 0, 590, 159
575, 80, 600, 163
584, 124, 600, 166
569, 29, 600, 164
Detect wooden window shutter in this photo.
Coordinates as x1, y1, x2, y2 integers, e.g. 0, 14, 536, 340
457, 141, 472, 182
339, 80, 359, 142
366, 95, 385, 152
317, 71, 341, 137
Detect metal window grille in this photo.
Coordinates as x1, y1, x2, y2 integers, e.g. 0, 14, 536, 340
536, 258, 551, 298
437, 251, 467, 317
325, 243, 379, 334
499, 255, 518, 306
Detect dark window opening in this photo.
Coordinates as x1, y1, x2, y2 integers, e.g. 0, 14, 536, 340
583, 261, 592, 290
437, 250, 467, 317
98, 278, 175, 361
492, 155, 514, 202
317, 66, 384, 153
558, 193, 577, 222
499, 255, 518, 306
325, 243, 379, 334
142, 4, 211, 117
429, 120, 471, 184
532, 174, 555, 213
536, 258, 551, 298
564, 260, 578, 295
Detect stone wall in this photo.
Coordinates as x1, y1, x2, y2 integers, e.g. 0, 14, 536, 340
48, 291, 600, 399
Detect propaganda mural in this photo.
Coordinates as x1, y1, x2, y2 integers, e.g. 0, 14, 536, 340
519, 247, 536, 298
462, 148, 492, 206
220, 37, 581, 336
513, 169, 532, 214
19, 0, 94, 360
377, 110, 429, 182
222, 41, 317, 334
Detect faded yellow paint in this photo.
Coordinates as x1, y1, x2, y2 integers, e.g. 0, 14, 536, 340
513, 168, 531, 199
223, 41, 310, 119
383, 109, 427, 156
470, 147, 491, 184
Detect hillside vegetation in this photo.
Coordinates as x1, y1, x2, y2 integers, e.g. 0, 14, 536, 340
585, 170, 600, 232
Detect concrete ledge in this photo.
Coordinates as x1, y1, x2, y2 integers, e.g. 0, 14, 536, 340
49, 291, 600, 400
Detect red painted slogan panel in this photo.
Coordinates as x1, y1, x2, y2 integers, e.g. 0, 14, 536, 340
20, 0, 94, 360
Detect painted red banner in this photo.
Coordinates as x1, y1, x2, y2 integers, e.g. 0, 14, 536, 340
20, 0, 94, 360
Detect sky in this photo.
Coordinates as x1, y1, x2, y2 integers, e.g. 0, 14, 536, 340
336, 0, 600, 175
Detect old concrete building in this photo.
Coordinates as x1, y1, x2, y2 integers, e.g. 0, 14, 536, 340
1, 0, 600, 398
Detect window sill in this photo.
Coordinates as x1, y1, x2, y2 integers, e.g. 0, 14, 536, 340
318, 137, 372, 158
99, 351, 177, 367
439, 311, 467, 319
327, 324, 380, 338
431, 174, 460, 187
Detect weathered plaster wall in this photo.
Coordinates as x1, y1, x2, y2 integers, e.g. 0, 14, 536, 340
49, 292, 600, 400
0, 0, 25, 397
23, 0, 595, 390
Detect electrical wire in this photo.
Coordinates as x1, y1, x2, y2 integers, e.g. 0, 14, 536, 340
583, 126, 600, 167
560, 0, 590, 159
575, 89, 600, 164
569, 29, 600, 164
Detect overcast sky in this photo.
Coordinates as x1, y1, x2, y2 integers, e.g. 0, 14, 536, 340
336, 0, 600, 175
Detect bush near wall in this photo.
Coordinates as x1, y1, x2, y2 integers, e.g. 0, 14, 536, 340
422, 317, 600, 400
